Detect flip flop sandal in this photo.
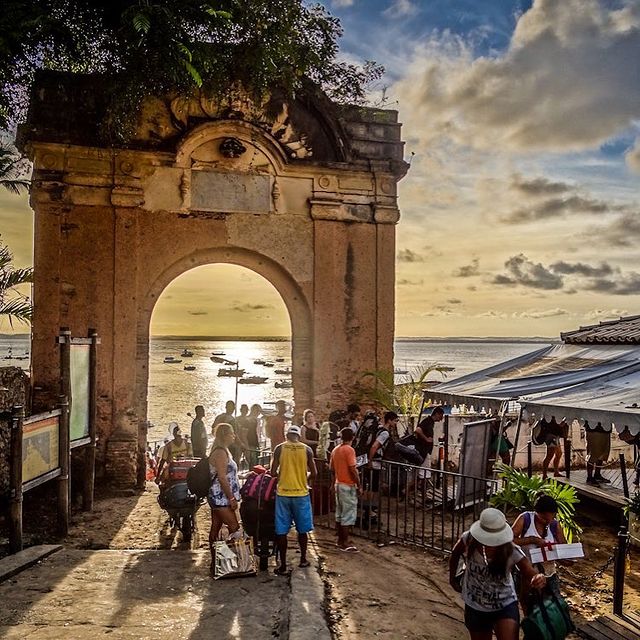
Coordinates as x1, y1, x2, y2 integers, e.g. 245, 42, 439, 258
339, 546, 359, 553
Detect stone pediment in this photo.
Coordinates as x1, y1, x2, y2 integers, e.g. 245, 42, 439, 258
20, 71, 408, 178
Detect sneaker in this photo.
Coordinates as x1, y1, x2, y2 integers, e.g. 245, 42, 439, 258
594, 476, 611, 484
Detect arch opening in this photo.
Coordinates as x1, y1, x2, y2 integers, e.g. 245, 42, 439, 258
146, 264, 293, 442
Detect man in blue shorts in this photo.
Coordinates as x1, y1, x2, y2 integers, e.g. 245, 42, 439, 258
270, 425, 317, 575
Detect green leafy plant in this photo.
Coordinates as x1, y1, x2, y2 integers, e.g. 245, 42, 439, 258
490, 464, 582, 542
1, 1, 384, 139
623, 492, 640, 518
360, 362, 449, 431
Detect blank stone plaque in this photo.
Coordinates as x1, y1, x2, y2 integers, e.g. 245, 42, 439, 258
191, 171, 271, 213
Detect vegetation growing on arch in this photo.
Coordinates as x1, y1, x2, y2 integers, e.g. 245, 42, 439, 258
0, 1, 383, 141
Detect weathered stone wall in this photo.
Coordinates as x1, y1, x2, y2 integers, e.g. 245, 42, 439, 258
0, 367, 30, 500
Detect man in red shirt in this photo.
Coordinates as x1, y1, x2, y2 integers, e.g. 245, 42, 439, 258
330, 428, 362, 552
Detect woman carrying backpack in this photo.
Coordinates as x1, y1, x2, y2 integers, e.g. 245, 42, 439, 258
511, 495, 567, 606
449, 508, 546, 640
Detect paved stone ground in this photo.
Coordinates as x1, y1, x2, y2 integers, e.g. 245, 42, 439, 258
0, 548, 290, 639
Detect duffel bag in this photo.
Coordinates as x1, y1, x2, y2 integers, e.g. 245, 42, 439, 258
522, 591, 574, 640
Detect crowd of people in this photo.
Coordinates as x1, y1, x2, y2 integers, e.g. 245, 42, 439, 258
146, 400, 450, 570
145, 399, 579, 638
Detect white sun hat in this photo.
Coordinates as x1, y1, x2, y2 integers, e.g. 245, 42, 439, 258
469, 508, 513, 547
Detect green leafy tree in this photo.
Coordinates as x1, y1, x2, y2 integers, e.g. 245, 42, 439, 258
360, 363, 449, 432
0, 1, 383, 138
490, 464, 582, 542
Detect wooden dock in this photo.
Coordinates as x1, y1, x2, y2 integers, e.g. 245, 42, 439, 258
555, 468, 636, 508
579, 613, 640, 639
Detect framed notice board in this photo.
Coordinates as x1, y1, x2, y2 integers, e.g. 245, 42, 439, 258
22, 412, 61, 485
70, 343, 90, 441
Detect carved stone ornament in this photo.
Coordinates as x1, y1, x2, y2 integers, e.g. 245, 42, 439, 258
219, 137, 247, 158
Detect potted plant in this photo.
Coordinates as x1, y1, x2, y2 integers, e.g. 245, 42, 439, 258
490, 464, 582, 542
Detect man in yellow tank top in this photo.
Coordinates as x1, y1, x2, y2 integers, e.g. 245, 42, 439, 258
271, 425, 317, 575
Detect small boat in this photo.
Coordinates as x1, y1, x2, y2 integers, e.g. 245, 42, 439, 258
181, 349, 194, 357
263, 361, 275, 367
275, 379, 293, 389
275, 367, 292, 375
275, 357, 285, 362
217, 367, 245, 377
183, 365, 196, 371
253, 359, 266, 365
212, 350, 226, 356
394, 368, 408, 375
238, 375, 269, 384
164, 356, 183, 363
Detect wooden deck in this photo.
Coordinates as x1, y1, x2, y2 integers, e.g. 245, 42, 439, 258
554, 468, 636, 508
578, 613, 640, 639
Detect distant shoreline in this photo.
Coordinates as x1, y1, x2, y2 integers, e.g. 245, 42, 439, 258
1, 334, 556, 344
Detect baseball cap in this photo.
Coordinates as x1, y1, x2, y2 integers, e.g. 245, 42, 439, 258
286, 425, 302, 436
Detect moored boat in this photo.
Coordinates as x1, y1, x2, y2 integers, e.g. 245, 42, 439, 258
263, 361, 274, 367
181, 349, 194, 357
217, 367, 245, 377
274, 379, 293, 389
212, 350, 226, 356
274, 367, 292, 375
253, 359, 266, 365
183, 365, 196, 371
238, 375, 268, 384
164, 356, 183, 363
275, 357, 285, 362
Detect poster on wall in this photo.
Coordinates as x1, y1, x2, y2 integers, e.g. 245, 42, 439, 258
22, 414, 60, 484
70, 343, 90, 441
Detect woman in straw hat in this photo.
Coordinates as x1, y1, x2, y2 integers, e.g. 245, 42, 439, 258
449, 508, 546, 640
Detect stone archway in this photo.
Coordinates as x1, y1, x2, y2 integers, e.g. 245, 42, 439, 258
23, 72, 408, 485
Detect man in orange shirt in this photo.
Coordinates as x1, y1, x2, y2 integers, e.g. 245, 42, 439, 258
266, 400, 287, 448
330, 427, 362, 552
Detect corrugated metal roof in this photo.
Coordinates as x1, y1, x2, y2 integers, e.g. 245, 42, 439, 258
561, 315, 640, 344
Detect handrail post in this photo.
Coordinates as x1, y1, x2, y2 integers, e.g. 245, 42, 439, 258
58, 394, 70, 536
83, 328, 98, 510
619, 453, 629, 499
9, 405, 25, 553
564, 438, 571, 479
613, 526, 629, 617
527, 440, 533, 478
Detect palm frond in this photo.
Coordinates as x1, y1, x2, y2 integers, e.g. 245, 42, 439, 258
0, 178, 30, 195
0, 297, 33, 325
0, 267, 33, 290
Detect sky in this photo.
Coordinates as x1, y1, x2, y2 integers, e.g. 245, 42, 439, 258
2, 0, 640, 337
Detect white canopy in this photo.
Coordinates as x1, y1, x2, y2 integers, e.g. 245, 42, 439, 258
425, 343, 640, 435
520, 368, 640, 435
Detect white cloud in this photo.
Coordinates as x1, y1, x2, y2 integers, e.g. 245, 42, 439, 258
333, 0, 355, 7
383, 0, 418, 20
393, 0, 640, 154
583, 308, 629, 321
515, 308, 569, 319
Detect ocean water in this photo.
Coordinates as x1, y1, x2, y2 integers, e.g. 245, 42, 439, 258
0, 335, 548, 443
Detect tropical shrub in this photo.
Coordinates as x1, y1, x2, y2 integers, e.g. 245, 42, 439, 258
360, 362, 449, 432
490, 464, 582, 542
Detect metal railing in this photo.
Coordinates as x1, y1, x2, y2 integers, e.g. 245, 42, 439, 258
312, 459, 498, 554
